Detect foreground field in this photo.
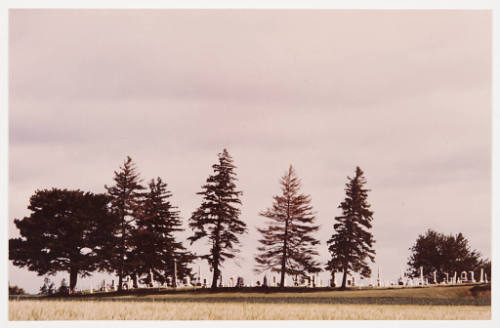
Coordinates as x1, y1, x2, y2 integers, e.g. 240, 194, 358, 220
9, 285, 491, 320
9, 300, 490, 320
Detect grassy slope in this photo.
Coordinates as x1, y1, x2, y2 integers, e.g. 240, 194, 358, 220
9, 285, 491, 320
15, 284, 491, 306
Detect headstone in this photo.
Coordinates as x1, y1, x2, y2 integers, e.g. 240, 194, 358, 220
351, 276, 356, 287
453, 272, 457, 284
445, 272, 449, 284
461, 271, 467, 283
485, 274, 488, 283
218, 275, 223, 287
203, 278, 207, 288
433, 271, 437, 284
479, 268, 484, 283
89, 280, 93, 294
469, 271, 475, 283
419, 266, 424, 286
312, 275, 316, 288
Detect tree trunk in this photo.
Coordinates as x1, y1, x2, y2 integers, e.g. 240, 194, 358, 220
341, 268, 348, 289
69, 266, 78, 291
132, 273, 138, 288
280, 193, 291, 289
211, 216, 222, 289
211, 258, 219, 289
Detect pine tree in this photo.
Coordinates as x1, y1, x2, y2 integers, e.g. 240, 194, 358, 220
255, 165, 321, 288
9, 189, 115, 291
134, 177, 194, 285
104, 156, 145, 291
327, 166, 376, 289
188, 149, 246, 289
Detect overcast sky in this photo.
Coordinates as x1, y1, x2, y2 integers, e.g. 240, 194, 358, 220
8, 9, 491, 293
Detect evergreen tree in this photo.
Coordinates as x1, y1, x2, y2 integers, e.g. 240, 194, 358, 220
104, 156, 145, 291
9, 189, 115, 291
255, 165, 321, 288
134, 177, 194, 285
188, 149, 246, 289
327, 166, 376, 289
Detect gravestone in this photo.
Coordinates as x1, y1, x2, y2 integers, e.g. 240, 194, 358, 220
445, 272, 449, 284
453, 272, 457, 284
433, 271, 437, 284
419, 266, 424, 286
479, 268, 484, 283
460, 271, 467, 283
469, 271, 475, 283
202, 278, 207, 288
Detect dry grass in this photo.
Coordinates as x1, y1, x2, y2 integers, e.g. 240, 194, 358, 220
9, 300, 490, 320
9, 285, 491, 320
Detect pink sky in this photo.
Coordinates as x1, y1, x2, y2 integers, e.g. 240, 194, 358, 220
9, 9, 491, 293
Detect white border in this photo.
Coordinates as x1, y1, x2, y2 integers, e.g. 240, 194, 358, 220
1, 1, 498, 327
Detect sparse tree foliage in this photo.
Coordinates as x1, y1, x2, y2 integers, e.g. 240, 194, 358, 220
188, 149, 246, 289
255, 165, 321, 288
104, 156, 145, 290
134, 177, 194, 285
407, 229, 483, 281
9, 189, 115, 290
327, 166, 376, 289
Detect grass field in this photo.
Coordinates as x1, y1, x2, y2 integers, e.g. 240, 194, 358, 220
9, 284, 491, 320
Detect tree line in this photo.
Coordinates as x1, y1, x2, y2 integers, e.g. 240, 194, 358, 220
9, 149, 488, 292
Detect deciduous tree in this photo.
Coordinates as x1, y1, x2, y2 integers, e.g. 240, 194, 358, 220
407, 229, 483, 281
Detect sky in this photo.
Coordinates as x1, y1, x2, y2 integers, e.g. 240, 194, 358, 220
8, 9, 491, 293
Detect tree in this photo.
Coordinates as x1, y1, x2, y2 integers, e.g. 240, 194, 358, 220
134, 177, 194, 285
58, 278, 69, 295
104, 156, 145, 291
8, 285, 25, 296
188, 149, 246, 289
326, 166, 376, 289
407, 229, 483, 281
9, 189, 116, 291
255, 165, 321, 288
39, 277, 55, 295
